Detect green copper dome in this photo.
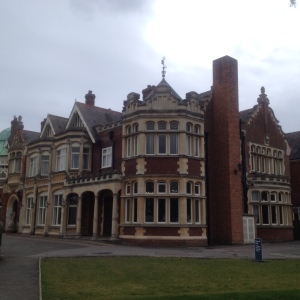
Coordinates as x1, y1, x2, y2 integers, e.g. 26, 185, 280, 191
0, 128, 10, 156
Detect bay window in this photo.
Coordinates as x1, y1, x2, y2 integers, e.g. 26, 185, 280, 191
53, 194, 62, 225
29, 156, 38, 177
56, 148, 67, 171
41, 154, 49, 175
38, 196, 47, 225
71, 144, 80, 169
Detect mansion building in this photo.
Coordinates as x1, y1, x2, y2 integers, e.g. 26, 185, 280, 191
1, 55, 296, 246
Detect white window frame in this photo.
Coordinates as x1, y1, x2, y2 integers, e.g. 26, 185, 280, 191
38, 195, 47, 225
71, 144, 80, 169
41, 153, 49, 176
26, 196, 33, 225
53, 194, 62, 225
56, 147, 67, 171
195, 199, 201, 223
102, 147, 112, 168
157, 198, 166, 223
125, 198, 130, 223
126, 183, 131, 195
187, 198, 192, 223
195, 183, 200, 195
158, 182, 166, 194
29, 155, 38, 177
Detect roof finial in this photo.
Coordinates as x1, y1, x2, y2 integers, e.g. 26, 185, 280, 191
161, 56, 167, 79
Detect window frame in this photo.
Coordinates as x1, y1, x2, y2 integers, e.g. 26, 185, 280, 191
102, 146, 112, 168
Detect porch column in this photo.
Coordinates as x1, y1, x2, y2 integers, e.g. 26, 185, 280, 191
92, 195, 99, 239
60, 200, 67, 237
111, 193, 118, 239
43, 183, 51, 236
76, 196, 82, 237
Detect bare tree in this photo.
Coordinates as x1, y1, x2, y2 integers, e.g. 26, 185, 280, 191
290, 0, 296, 7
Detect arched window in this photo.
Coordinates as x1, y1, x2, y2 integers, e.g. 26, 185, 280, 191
262, 191, 268, 202
158, 181, 166, 193
145, 181, 154, 194
252, 191, 260, 202
195, 183, 201, 195
146, 122, 155, 130
170, 181, 178, 193
126, 182, 131, 195
186, 181, 192, 194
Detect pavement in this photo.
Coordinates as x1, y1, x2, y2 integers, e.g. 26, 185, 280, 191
1, 234, 300, 300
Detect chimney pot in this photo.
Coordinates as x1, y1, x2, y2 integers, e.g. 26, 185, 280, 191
85, 90, 95, 106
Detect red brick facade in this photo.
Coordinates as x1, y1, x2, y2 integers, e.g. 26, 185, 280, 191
206, 56, 244, 244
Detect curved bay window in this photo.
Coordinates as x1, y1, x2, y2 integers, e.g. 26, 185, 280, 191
250, 190, 291, 226
250, 144, 284, 175
124, 180, 204, 226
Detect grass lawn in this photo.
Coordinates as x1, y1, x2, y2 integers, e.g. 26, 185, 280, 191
41, 257, 300, 300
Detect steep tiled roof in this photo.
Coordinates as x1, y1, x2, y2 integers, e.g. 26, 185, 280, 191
144, 78, 182, 101
239, 106, 257, 122
75, 102, 122, 142
286, 131, 300, 160
48, 114, 68, 134
23, 130, 40, 144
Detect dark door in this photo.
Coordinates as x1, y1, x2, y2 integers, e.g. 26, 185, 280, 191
103, 197, 113, 236
81, 192, 94, 236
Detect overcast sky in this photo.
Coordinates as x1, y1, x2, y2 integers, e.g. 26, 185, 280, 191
1, 0, 299, 134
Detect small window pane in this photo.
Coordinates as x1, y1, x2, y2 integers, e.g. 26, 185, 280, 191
170, 122, 178, 130
146, 182, 154, 193
145, 198, 154, 222
170, 182, 178, 193
158, 182, 166, 193
146, 122, 155, 130
158, 199, 166, 222
158, 122, 166, 130
170, 198, 178, 223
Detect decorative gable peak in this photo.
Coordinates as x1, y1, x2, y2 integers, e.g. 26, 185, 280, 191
257, 86, 270, 105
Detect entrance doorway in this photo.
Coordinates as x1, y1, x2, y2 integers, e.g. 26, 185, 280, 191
100, 190, 113, 237
81, 192, 94, 236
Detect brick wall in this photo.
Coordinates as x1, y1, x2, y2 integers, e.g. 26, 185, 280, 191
257, 227, 294, 241
205, 55, 243, 245
290, 161, 300, 207
145, 157, 179, 175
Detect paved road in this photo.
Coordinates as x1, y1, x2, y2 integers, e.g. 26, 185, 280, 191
1, 234, 300, 300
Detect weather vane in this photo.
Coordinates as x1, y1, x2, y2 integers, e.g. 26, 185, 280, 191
161, 56, 167, 78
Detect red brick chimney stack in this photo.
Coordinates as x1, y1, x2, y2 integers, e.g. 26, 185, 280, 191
85, 90, 95, 106
206, 55, 244, 244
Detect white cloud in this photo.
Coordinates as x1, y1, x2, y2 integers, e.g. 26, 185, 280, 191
0, 0, 299, 133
